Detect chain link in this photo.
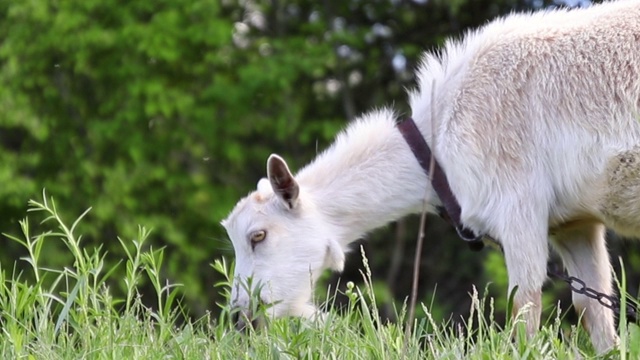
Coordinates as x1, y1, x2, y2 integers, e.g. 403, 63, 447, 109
547, 267, 638, 323
482, 235, 638, 323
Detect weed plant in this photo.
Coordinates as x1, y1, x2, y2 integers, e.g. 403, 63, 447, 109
1, 191, 639, 359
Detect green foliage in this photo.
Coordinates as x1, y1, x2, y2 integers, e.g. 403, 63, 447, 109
0, 194, 638, 358
0, 192, 186, 358
0, 0, 240, 312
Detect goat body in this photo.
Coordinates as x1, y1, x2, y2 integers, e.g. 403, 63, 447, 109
222, 0, 640, 353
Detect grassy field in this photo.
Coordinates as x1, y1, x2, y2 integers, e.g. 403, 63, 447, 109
1, 192, 639, 359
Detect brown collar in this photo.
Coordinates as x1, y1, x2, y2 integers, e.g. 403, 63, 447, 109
397, 117, 484, 251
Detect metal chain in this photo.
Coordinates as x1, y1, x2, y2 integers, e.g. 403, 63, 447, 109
547, 266, 638, 323
482, 235, 638, 323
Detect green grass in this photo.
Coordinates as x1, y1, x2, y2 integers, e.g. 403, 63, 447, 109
1, 191, 639, 359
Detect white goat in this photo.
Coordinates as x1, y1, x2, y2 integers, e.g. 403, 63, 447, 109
222, 0, 640, 354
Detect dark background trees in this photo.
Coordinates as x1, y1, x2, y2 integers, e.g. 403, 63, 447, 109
3, 0, 637, 328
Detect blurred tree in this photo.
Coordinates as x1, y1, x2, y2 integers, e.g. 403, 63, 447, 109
0, 0, 241, 314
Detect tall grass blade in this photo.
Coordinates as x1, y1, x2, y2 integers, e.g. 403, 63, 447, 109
54, 275, 85, 336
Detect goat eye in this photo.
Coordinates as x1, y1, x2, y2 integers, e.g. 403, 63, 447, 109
249, 230, 267, 246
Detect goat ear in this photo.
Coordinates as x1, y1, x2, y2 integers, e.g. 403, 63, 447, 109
324, 239, 345, 272
267, 154, 299, 209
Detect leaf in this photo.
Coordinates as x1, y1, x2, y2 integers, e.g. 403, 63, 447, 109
54, 275, 85, 336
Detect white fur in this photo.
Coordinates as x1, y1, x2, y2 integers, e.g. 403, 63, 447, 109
222, 0, 640, 354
